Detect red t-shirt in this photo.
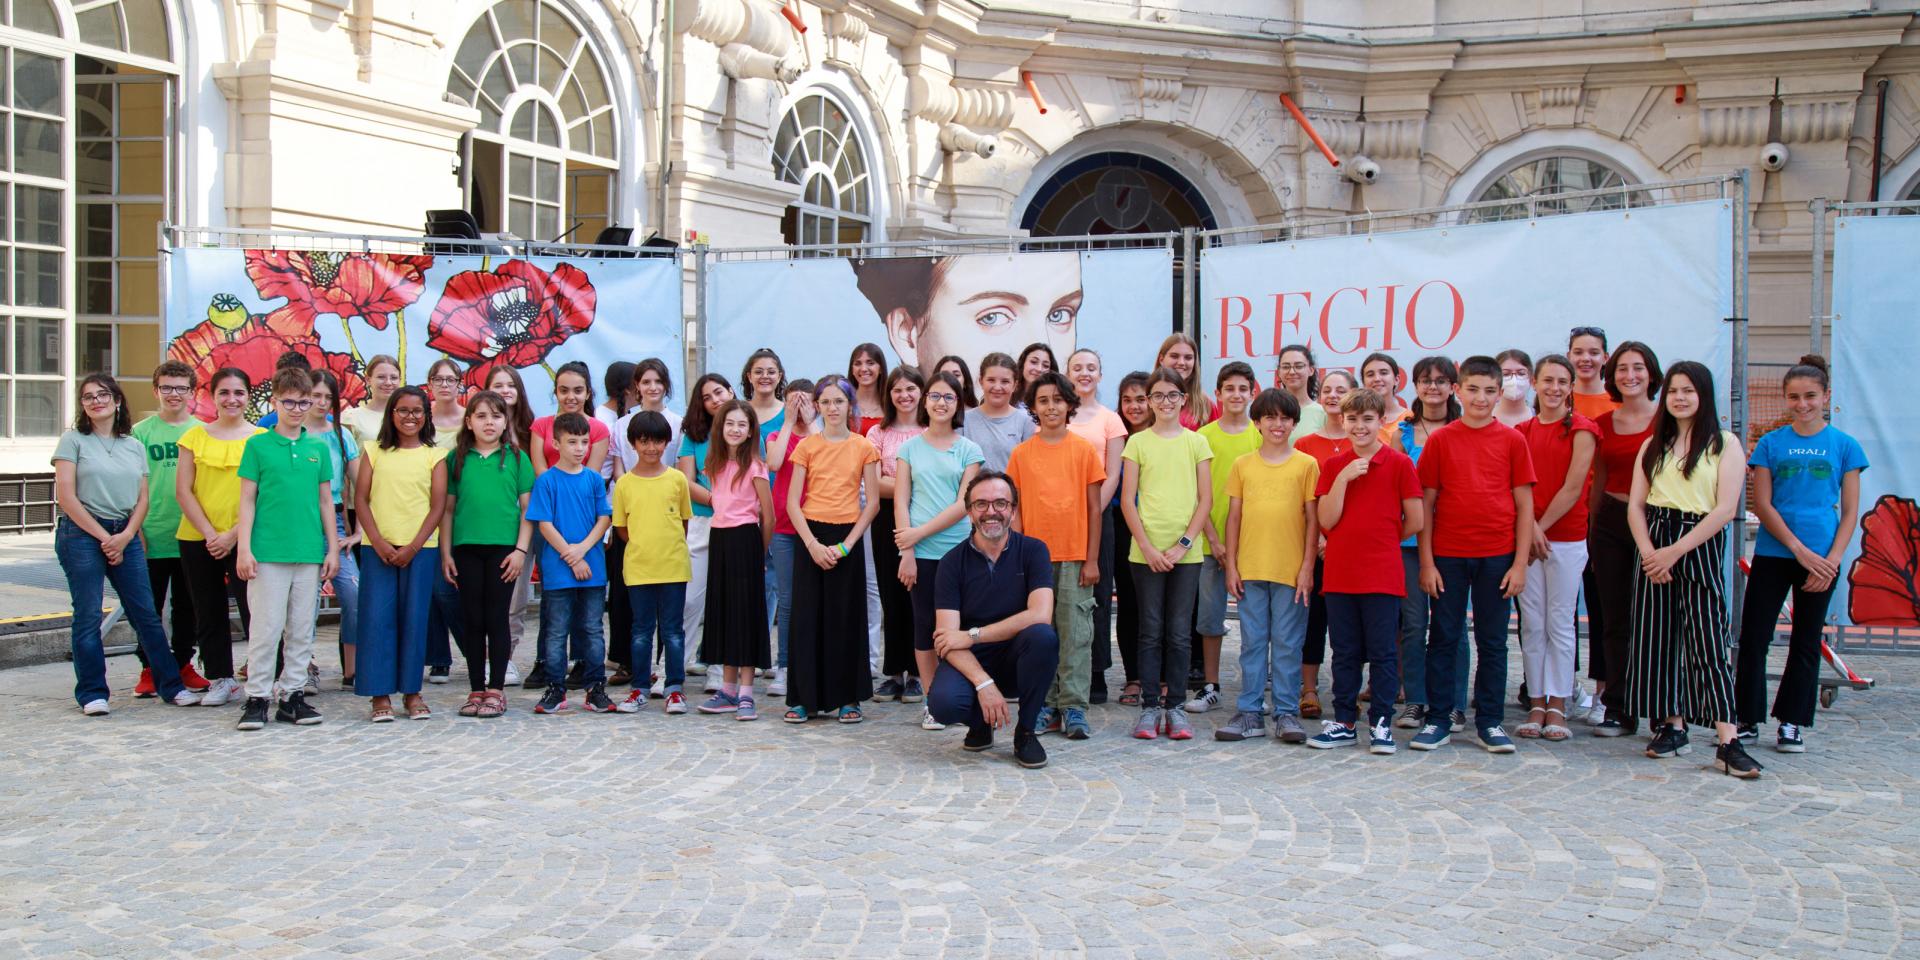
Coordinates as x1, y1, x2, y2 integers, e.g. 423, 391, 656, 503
1293, 433, 1351, 470
770, 432, 804, 536
1517, 414, 1600, 542
1417, 419, 1538, 558
1315, 446, 1421, 596
1596, 411, 1653, 497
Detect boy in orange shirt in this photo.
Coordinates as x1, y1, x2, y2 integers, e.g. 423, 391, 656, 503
1006, 371, 1105, 740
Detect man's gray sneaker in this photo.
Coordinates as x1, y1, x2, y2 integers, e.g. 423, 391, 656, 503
1274, 713, 1308, 743
1214, 710, 1266, 741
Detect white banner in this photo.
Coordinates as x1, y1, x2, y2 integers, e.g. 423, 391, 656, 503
1200, 200, 1735, 410
1833, 214, 1920, 627
706, 247, 1174, 407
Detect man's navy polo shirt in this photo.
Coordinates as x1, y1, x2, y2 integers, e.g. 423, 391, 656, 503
934, 530, 1053, 631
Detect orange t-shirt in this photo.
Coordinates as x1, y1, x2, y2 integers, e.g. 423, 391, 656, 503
791, 433, 879, 524
1005, 432, 1107, 563
1572, 391, 1620, 420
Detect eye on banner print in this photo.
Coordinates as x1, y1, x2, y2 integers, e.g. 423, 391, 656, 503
163, 248, 683, 421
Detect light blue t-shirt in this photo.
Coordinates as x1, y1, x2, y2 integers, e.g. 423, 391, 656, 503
317, 427, 360, 504
678, 433, 713, 518
1750, 424, 1868, 558
897, 433, 986, 561
1397, 417, 1430, 549
525, 465, 612, 588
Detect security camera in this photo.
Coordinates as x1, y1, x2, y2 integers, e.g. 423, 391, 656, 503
1760, 142, 1789, 172
1342, 154, 1381, 185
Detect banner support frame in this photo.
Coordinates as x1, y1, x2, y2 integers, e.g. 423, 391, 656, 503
1730, 168, 1752, 626
693, 241, 710, 380
1180, 226, 1196, 339
1809, 196, 1829, 357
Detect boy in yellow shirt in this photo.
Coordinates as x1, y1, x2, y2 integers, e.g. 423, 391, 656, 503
610, 411, 693, 714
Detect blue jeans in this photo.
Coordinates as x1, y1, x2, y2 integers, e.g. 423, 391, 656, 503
319, 511, 359, 652
1326, 592, 1400, 727
1427, 553, 1514, 731
770, 533, 798, 669
539, 587, 605, 686
355, 545, 437, 697
1235, 579, 1308, 717
628, 581, 687, 693
57, 516, 186, 706
425, 557, 463, 670
1399, 547, 1468, 707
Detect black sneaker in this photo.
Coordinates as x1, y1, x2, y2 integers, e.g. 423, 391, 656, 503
236, 697, 269, 731
1013, 730, 1048, 769
962, 724, 994, 752
582, 684, 616, 713
426, 665, 450, 684
523, 662, 549, 688
1776, 722, 1806, 753
874, 677, 905, 702
1089, 676, 1108, 705
275, 692, 322, 725
565, 660, 588, 690
1735, 723, 1759, 743
534, 684, 570, 714
1716, 738, 1764, 779
1646, 723, 1692, 758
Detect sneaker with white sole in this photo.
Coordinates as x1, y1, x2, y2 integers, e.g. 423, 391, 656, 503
664, 691, 688, 715
199, 677, 242, 707
1215, 710, 1267, 741
921, 706, 945, 731
1274, 713, 1308, 744
1409, 724, 1451, 750
304, 664, 321, 698
1181, 684, 1221, 714
1369, 718, 1397, 754
768, 667, 787, 697
1478, 725, 1516, 754
81, 699, 110, 716
236, 697, 270, 730
1583, 703, 1608, 727
1776, 722, 1805, 753
703, 674, 721, 694
171, 689, 203, 707
615, 690, 647, 713
1394, 703, 1426, 730
503, 661, 523, 687
698, 692, 740, 714
649, 675, 665, 699
1307, 720, 1358, 748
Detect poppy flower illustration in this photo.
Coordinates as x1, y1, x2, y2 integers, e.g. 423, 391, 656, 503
168, 299, 318, 391
426, 259, 597, 387
1846, 495, 1920, 627
244, 250, 432, 330
168, 297, 362, 420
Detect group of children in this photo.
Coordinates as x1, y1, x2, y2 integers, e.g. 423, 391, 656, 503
52, 330, 1866, 782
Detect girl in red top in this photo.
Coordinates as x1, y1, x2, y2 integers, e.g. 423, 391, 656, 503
1289, 369, 1355, 717
847, 343, 888, 434
1514, 355, 1598, 741
1293, 371, 1356, 467
1587, 341, 1662, 736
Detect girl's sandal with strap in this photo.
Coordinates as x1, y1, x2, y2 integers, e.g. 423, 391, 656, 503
837, 705, 863, 724
1118, 682, 1142, 706
1516, 707, 1546, 739
458, 692, 484, 718
405, 696, 432, 721
782, 706, 810, 724
477, 692, 506, 719
1542, 708, 1571, 741
369, 699, 395, 723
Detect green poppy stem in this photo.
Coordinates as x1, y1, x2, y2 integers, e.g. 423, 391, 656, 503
393, 309, 407, 380
542, 361, 558, 384
337, 316, 363, 365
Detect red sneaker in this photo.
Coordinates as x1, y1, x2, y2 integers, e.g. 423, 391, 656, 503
178, 663, 212, 692
133, 668, 156, 698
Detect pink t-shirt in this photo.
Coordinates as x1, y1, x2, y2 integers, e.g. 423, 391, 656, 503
1068, 406, 1127, 471
709, 459, 770, 529
865, 422, 925, 478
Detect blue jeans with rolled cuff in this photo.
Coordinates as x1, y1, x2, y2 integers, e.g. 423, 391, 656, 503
57, 515, 188, 706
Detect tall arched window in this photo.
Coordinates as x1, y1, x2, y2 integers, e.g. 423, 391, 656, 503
1468, 154, 1631, 223
772, 92, 871, 252
446, 0, 618, 243
0, 0, 177, 438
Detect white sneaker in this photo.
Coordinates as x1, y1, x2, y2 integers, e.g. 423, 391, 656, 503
1583, 703, 1607, 727
81, 699, 110, 716
199, 677, 242, 707
503, 661, 522, 687
688, 661, 708, 676
649, 675, 665, 699
921, 706, 946, 731
768, 667, 787, 697
1182, 684, 1221, 714
1572, 688, 1595, 722
703, 674, 721, 693
303, 664, 321, 698
172, 689, 203, 706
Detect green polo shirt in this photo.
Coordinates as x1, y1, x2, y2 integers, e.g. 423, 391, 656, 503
451, 446, 535, 547
237, 427, 333, 564
131, 415, 194, 559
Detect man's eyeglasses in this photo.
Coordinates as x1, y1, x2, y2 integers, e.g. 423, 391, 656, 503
969, 498, 1013, 512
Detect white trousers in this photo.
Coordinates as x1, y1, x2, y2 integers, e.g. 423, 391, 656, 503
245, 561, 320, 700
683, 516, 711, 667
1519, 539, 1588, 700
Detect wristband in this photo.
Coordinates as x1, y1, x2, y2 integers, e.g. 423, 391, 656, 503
973, 678, 995, 691
836, 542, 850, 557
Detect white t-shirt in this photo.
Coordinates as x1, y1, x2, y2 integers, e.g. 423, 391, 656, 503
611, 406, 684, 475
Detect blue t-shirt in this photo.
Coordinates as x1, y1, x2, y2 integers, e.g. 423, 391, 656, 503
1750, 424, 1868, 558
934, 529, 1053, 631
1397, 417, 1430, 548
897, 434, 985, 561
525, 465, 612, 587
678, 433, 713, 518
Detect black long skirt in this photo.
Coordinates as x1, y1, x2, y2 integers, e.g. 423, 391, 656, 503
786, 520, 873, 712
701, 523, 772, 668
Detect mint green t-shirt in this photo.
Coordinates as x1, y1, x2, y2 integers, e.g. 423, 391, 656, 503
131, 416, 193, 558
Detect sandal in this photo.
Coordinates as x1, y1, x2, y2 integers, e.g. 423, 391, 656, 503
1516, 707, 1546, 739
404, 695, 432, 720
1542, 707, 1571, 742
1299, 688, 1322, 719
476, 691, 506, 719
369, 697, 394, 723
1118, 682, 1142, 706
458, 692, 485, 718
783, 706, 810, 724
837, 705, 863, 724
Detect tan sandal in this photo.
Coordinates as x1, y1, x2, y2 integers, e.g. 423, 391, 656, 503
476, 691, 505, 719
457, 691, 484, 717
404, 695, 432, 720
1542, 707, 1572, 742
369, 697, 395, 723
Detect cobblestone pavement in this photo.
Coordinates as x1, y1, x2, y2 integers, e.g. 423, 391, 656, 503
0, 625, 1913, 959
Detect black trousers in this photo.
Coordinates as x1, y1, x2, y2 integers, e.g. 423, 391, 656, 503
928, 624, 1060, 732
136, 555, 197, 667
872, 500, 917, 678
454, 544, 516, 691
1589, 497, 1637, 722
1114, 527, 1140, 684
1090, 505, 1117, 684
607, 531, 632, 672
177, 538, 250, 679
1734, 554, 1834, 727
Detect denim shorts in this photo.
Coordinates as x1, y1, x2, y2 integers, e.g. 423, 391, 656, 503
1195, 555, 1228, 636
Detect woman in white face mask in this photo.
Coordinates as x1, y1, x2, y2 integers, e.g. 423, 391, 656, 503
1495, 349, 1535, 428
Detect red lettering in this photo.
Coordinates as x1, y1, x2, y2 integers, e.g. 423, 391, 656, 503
1405, 280, 1464, 350
1215, 297, 1254, 358
1378, 284, 1404, 351
1318, 287, 1370, 355
1269, 292, 1311, 355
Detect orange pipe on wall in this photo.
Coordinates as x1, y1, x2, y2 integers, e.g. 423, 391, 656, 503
781, 2, 806, 33
1022, 71, 1048, 115
1279, 92, 1340, 169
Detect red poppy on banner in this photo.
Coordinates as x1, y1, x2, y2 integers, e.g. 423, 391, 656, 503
245, 250, 432, 330
1846, 495, 1920, 627
426, 259, 597, 388
168, 297, 364, 420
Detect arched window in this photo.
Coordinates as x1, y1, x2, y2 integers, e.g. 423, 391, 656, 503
0, 0, 176, 438
1020, 152, 1216, 236
446, 0, 618, 243
772, 92, 871, 252
1468, 154, 1631, 223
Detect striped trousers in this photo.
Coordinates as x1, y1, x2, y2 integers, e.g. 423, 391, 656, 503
1625, 505, 1737, 727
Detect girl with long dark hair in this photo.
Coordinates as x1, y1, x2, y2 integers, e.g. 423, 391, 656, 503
353, 385, 448, 722
175, 367, 265, 707
867, 367, 926, 702
677, 373, 736, 697
440, 391, 534, 717
1588, 342, 1661, 736
847, 342, 888, 433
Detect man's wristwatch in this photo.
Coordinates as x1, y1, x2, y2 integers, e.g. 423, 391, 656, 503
1177, 535, 1194, 550
968, 627, 981, 644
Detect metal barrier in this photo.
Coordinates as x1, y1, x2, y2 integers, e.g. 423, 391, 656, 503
0, 473, 57, 534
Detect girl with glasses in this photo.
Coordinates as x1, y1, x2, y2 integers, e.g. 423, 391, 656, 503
892, 372, 985, 731
425, 358, 466, 449
353, 385, 448, 722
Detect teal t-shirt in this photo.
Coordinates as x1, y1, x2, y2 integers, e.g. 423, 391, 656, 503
897, 433, 986, 561
679, 433, 714, 518
237, 429, 333, 563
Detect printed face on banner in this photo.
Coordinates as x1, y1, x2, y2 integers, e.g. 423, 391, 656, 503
164, 248, 683, 420
853, 252, 1082, 373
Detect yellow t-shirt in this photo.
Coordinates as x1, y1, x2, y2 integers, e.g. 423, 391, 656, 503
175, 423, 265, 540
1198, 419, 1263, 556
1646, 431, 1738, 515
1120, 428, 1213, 565
342, 404, 384, 450
364, 443, 446, 548
610, 469, 693, 585
1224, 451, 1321, 585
